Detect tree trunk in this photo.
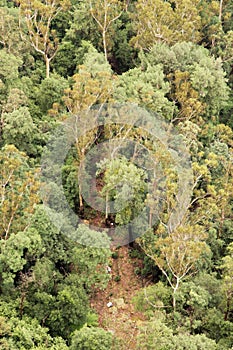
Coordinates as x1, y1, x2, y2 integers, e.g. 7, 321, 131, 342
102, 29, 108, 61
219, 0, 223, 23
79, 183, 84, 218
172, 292, 176, 311
105, 192, 109, 219
172, 279, 180, 312
45, 55, 50, 78
149, 209, 152, 227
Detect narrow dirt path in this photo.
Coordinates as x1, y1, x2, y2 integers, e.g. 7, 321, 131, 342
90, 246, 147, 349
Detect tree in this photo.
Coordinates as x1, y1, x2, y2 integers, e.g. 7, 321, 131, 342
0, 228, 44, 293
18, 212, 111, 336
0, 7, 30, 55
16, 0, 71, 78
0, 145, 39, 239
62, 47, 115, 213
70, 326, 113, 350
167, 70, 206, 123
172, 334, 218, 350
136, 317, 218, 349
198, 0, 232, 54
2, 106, 37, 153
140, 224, 211, 310
63, 48, 114, 114
98, 156, 147, 225
114, 63, 175, 119
140, 42, 229, 119
221, 243, 233, 321
0, 315, 69, 349
89, 0, 124, 60
36, 73, 69, 115
46, 275, 89, 339
202, 308, 233, 347
29, 205, 73, 265
136, 318, 174, 350
0, 49, 22, 86
130, 0, 201, 50
175, 280, 212, 331
133, 281, 172, 316
1, 87, 28, 146
190, 54, 229, 117
70, 224, 111, 290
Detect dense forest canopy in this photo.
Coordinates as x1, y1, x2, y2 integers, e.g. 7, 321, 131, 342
0, 0, 233, 349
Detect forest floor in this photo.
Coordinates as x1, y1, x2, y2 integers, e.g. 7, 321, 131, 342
90, 245, 149, 350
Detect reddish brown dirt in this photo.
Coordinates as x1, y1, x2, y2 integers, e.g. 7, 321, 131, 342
86, 173, 148, 348
90, 246, 147, 349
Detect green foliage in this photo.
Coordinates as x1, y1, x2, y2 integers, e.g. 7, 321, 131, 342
70, 326, 113, 350
0, 145, 39, 239
141, 42, 229, 118
112, 251, 119, 259
2, 107, 37, 152
114, 275, 121, 282
220, 243, 233, 322
202, 308, 233, 347
0, 228, 44, 291
131, 0, 202, 49
15, 255, 89, 340
0, 49, 22, 84
82, 44, 113, 74
16, 0, 71, 78
115, 63, 175, 118
36, 73, 69, 114
46, 278, 89, 339
64, 3, 100, 59
0, 1, 233, 348
171, 334, 218, 350
0, 315, 68, 349
98, 156, 147, 225
70, 224, 111, 290
133, 282, 172, 317
136, 318, 174, 349
110, 12, 138, 73
136, 318, 218, 350
52, 41, 77, 77
30, 205, 73, 263
192, 273, 223, 309
85, 312, 99, 327
62, 156, 80, 211
190, 55, 229, 116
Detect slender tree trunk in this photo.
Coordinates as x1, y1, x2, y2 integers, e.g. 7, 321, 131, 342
219, 0, 223, 23
149, 209, 152, 227
105, 192, 109, 219
0, 113, 4, 145
79, 183, 84, 218
172, 279, 180, 312
102, 29, 108, 61
172, 291, 176, 311
78, 150, 85, 217
45, 55, 50, 78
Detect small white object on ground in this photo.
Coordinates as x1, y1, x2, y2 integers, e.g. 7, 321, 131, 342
106, 265, 112, 273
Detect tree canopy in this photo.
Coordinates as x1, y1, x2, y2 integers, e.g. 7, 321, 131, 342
0, 0, 233, 348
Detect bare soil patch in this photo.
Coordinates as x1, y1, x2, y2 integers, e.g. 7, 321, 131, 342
91, 246, 148, 349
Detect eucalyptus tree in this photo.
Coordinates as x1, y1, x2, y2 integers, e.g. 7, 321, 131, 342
16, 0, 71, 77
